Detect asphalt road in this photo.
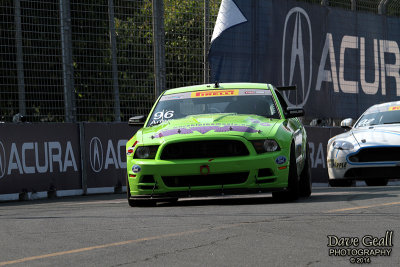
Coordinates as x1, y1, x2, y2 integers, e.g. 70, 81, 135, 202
0, 186, 399, 267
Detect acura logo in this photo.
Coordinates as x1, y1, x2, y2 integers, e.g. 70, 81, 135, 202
282, 7, 312, 107
0, 141, 5, 179
89, 137, 103, 172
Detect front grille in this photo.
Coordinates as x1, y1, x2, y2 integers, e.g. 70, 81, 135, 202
160, 140, 249, 160
344, 167, 400, 178
162, 172, 249, 187
348, 147, 400, 163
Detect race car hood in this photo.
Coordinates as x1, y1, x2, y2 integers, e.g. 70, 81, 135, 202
137, 114, 279, 144
336, 124, 400, 147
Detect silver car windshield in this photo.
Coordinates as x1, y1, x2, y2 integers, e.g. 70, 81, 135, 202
148, 89, 280, 126
355, 108, 400, 127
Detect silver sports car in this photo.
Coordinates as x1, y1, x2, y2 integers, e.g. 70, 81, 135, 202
327, 101, 400, 186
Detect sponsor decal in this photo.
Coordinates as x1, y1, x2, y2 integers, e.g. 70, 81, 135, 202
328, 159, 347, 169
244, 90, 265, 95
191, 89, 238, 98
247, 118, 271, 127
166, 95, 182, 100
152, 124, 258, 139
389, 106, 400, 111
132, 165, 141, 173
275, 156, 287, 165
282, 7, 312, 107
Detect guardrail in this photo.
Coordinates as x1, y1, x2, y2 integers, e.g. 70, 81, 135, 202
0, 124, 343, 201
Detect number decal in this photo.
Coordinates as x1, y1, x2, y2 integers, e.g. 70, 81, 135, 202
164, 110, 174, 119
151, 110, 175, 125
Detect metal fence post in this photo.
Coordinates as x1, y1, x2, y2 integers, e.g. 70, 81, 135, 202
108, 0, 121, 122
14, 0, 26, 117
351, 0, 356, 11
79, 122, 87, 195
60, 0, 76, 122
152, 0, 166, 98
203, 0, 210, 84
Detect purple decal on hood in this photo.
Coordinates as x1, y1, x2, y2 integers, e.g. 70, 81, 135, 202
152, 125, 258, 138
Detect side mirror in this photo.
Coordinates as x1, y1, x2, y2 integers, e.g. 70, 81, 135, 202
128, 115, 146, 126
340, 118, 354, 130
286, 107, 304, 118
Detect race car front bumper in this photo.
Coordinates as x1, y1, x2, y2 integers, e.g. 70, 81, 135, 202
127, 152, 291, 198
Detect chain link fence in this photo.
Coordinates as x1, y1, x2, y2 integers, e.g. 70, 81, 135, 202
1, 0, 399, 122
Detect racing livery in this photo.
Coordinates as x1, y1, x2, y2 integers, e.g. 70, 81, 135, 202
328, 101, 400, 186
126, 83, 311, 206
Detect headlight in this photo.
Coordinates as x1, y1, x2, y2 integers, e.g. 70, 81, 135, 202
252, 139, 280, 153
134, 146, 159, 159
332, 140, 354, 150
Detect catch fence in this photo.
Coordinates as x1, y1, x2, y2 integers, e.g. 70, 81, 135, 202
0, 0, 399, 122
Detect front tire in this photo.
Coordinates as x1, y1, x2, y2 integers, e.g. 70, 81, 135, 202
273, 143, 299, 201
299, 143, 312, 198
126, 174, 156, 207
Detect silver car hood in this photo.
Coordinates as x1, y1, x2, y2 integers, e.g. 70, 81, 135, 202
350, 124, 400, 147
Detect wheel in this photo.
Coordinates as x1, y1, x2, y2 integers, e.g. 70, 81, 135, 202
126, 174, 156, 207
329, 179, 354, 187
273, 143, 299, 201
365, 178, 388, 186
299, 143, 312, 198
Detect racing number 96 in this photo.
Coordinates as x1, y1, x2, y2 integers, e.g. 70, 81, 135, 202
154, 110, 174, 120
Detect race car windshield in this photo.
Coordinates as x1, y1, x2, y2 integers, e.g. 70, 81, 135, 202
147, 89, 280, 126
355, 107, 400, 127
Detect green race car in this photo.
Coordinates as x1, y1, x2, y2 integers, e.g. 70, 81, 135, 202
126, 83, 311, 206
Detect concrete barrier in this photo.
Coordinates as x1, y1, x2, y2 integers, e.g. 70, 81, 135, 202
0, 123, 343, 201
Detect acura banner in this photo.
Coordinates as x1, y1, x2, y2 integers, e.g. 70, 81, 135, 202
0, 123, 81, 195
83, 123, 140, 191
209, 0, 400, 119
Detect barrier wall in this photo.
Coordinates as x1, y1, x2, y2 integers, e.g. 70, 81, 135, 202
0, 123, 344, 200
0, 124, 82, 197
82, 123, 140, 193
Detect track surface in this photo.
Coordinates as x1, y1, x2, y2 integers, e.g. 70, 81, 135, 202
0, 186, 399, 266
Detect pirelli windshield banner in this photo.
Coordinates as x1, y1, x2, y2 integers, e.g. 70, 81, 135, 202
209, 0, 400, 119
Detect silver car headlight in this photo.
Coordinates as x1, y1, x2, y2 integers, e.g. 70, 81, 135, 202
332, 140, 354, 150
